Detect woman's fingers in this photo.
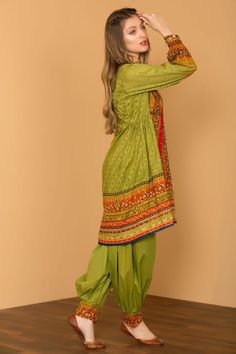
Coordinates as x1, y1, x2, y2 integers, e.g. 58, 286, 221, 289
137, 13, 150, 24
137, 13, 170, 34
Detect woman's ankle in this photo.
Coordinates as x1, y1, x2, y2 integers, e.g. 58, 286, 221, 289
76, 315, 94, 326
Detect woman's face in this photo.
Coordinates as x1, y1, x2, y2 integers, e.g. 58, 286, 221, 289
122, 15, 149, 62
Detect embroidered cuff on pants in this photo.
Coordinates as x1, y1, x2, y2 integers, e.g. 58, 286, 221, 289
122, 312, 143, 327
75, 302, 99, 323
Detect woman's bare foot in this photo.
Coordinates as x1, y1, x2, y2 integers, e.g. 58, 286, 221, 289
124, 320, 156, 340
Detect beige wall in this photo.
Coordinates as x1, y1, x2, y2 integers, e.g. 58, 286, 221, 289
0, 0, 235, 310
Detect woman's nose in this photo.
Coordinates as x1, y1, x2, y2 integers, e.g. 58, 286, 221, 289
140, 29, 146, 37
140, 32, 146, 39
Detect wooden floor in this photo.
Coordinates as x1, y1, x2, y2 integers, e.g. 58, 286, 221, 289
0, 293, 235, 354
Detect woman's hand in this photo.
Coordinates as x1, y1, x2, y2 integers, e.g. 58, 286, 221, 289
137, 12, 173, 36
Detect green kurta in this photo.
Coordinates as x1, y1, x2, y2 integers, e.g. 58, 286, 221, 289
98, 34, 197, 245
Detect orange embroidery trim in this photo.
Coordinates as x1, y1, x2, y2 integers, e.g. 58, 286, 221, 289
75, 303, 98, 323
123, 312, 143, 327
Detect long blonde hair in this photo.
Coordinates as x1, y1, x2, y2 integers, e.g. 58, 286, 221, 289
101, 7, 151, 134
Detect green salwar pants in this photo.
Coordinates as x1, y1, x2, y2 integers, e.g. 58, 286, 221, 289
74, 234, 156, 326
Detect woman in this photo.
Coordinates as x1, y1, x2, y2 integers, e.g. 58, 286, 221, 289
68, 7, 197, 349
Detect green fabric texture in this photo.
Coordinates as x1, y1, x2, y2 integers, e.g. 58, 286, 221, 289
98, 35, 197, 244
75, 234, 156, 315
117, 60, 197, 96
102, 36, 197, 194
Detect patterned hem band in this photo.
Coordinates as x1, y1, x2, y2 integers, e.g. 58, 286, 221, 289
75, 303, 98, 323
122, 312, 143, 327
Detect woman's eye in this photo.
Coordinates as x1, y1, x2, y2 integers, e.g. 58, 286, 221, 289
129, 26, 145, 35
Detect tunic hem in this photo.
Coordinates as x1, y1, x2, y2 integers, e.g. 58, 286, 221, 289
97, 220, 177, 246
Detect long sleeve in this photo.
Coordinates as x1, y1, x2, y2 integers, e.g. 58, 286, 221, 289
121, 34, 197, 95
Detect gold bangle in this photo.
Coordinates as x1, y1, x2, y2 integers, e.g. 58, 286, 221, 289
164, 34, 179, 40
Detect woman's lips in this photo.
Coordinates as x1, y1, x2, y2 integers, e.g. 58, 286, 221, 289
140, 40, 147, 46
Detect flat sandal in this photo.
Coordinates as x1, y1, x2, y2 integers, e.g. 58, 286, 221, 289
120, 321, 165, 346
67, 313, 106, 349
